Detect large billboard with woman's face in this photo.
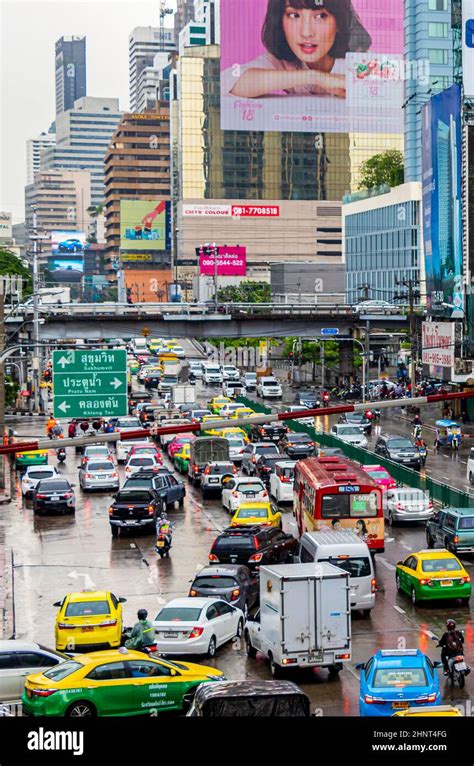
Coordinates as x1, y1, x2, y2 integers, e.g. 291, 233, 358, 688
220, 0, 405, 133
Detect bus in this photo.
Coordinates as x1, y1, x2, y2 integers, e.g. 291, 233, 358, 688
294, 456, 384, 553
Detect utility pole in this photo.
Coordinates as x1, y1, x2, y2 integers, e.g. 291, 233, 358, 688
395, 278, 420, 396
31, 211, 41, 413
320, 341, 325, 389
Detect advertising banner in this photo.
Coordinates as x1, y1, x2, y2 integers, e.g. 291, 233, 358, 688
51, 230, 86, 256
422, 322, 455, 370
421, 84, 463, 311
198, 246, 247, 276
182, 203, 281, 217
463, 0, 474, 98
0, 212, 12, 239
47, 256, 84, 282
220, 0, 404, 133
120, 200, 171, 251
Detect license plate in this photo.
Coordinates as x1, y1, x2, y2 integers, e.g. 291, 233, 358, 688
51, 495, 60, 500
455, 662, 467, 671
244, 492, 256, 498
440, 580, 453, 586
124, 520, 137, 525
208, 478, 219, 484
81, 626, 94, 632
163, 632, 178, 638
157, 541, 165, 548
402, 459, 411, 463
392, 701, 409, 710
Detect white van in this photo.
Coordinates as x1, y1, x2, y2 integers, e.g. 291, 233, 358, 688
296, 530, 376, 616
467, 447, 474, 485
203, 364, 223, 385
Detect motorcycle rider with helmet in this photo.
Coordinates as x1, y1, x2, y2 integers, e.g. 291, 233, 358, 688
437, 618, 466, 675
156, 511, 173, 550
124, 609, 156, 651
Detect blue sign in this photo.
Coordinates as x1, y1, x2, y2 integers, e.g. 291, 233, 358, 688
338, 485, 360, 493
320, 328, 339, 337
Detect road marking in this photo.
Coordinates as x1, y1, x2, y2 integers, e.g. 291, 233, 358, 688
384, 537, 395, 543
393, 605, 405, 614
377, 557, 396, 571
130, 543, 136, 549
400, 543, 411, 550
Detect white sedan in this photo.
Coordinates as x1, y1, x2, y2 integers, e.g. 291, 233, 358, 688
269, 461, 295, 504
153, 597, 244, 658
21, 465, 59, 496
116, 438, 151, 464
221, 476, 268, 513
124, 454, 161, 477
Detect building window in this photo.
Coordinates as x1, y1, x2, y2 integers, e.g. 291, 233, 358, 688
430, 75, 450, 90
428, 0, 447, 9
428, 22, 448, 37
428, 48, 448, 65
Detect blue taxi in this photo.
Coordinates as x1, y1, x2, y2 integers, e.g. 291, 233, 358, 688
358, 649, 441, 717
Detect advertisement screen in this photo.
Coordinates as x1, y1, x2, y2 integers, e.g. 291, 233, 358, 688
197, 246, 247, 276
47, 256, 84, 282
51, 231, 86, 256
120, 200, 171, 251
220, 0, 404, 133
421, 84, 463, 311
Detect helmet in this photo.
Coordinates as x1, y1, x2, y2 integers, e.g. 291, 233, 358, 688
160, 511, 168, 520
446, 618, 456, 630
137, 609, 148, 620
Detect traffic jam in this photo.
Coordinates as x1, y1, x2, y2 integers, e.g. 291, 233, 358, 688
1, 338, 474, 720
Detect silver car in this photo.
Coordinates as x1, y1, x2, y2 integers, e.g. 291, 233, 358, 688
78, 459, 119, 491
383, 488, 434, 525
0, 640, 68, 703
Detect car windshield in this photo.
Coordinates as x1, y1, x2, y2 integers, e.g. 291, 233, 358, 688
421, 558, 462, 572
373, 668, 427, 688
87, 462, 114, 472
28, 470, 55, 479
129, 458, 155, 466
208, 464, 234, 475
280, 467, 294, 480
85, 448, 109, 456
117, 419, 141, 429
227, 439, 245, 447
287, 434, 311, 442
43, 661, 83, 681
65, 600, 110, 617
237, 507, 268, 519
328, 556, 371, 578
387, 439, 413, 449
338, 427, 363, 435
155, 607, 202, 622
458, 517, 474, 530
393, 490, 427, 502
366, 470, 390, 480
116, 491, 152, 502
237, 483, 264, 494
194, 576, 237, 589
37, 481, 70, 492
260, 457, 282, 468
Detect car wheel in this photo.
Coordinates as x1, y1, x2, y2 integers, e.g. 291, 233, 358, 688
395, 573, 402, 592
460, 598, 470, 606
426, 530, 434, 549
459, 673, 466, 689
245, 632, 257, 658
111, 525, 119, 538
362, 609, 371, 619
206, 636, 216, 658
66, 701, 96, 718
388, 511, 394, 527
411, 587, 418, 605
236, 618, 244, 638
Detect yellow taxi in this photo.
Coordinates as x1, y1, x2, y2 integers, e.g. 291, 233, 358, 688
395, 549, 471, 604
53, 590, 127, 651
230, 501, 282, 529
148, 338, 164, 352
209, 396, 232, 414
205, 426, 249, 443
393, 705, 462, 717
230, 407, 255, 420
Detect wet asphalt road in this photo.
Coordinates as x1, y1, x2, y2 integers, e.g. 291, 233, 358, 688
2, 380, 474, 716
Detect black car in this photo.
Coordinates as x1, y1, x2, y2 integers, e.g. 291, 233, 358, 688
189, 680, 310, 718
122, 469, 186, 510
279, 432, 316, 458
32, 479, 76, 515
189, 564, 259, 616
209, 525, 297, 570
374, 434, 421, 470
250, 423, 288, 443
294, 391, 319, 407
128, 391, 154, 414
108, 488, 162, 536
144, 372, 162, 389
255, 454, 288, 485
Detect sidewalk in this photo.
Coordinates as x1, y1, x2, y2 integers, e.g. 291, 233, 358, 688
0, 458, 12, 505
0, 546, 14, 639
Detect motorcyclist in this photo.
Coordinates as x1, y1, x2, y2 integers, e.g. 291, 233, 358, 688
124, 609, 156, 650
437, 618, 465, 675
51, 422, 63, 438
46, 417, 57, 437
156, 511, 173, 548
412, 413, 422, 427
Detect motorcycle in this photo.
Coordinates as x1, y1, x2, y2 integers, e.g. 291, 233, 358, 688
417, 444, 427, 466
56, 446, 66, 463
413, 424, 422, 440
431, 636, 470, 688
121, 628, 158, 656
155, 532, 172, 558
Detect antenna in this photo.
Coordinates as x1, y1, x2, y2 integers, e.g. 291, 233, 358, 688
159, 0, 173, 51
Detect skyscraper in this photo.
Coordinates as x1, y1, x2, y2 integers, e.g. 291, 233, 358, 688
174, 0, 195, 45
55, 36, 87, 115
26, 130, 56, 185
129, 27, 175, 111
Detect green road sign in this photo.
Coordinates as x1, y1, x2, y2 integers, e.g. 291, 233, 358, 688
52, 349, 128, 419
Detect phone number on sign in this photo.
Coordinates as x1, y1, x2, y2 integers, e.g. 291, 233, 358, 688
202, 259, 245, 267
231, 206, 280, 217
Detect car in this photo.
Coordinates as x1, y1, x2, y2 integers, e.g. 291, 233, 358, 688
209, 525, 297, 569
255, 454, 288, 485
168, 344, 185, 358
32, 478, 76, 515
187, 679, 310, 717
340, 412, 373, 434
392, 705, 463, 717
230, 501, 282, 529
138, 404, 158, 426
188, 361, 203, 378
58, 238, 83, 252
53, 590, 127, 651
167, 435, 194, 459
269, 461, 296, 503
374, 434, 421, 470
15, 449, 48, 470
108, 488, 162, 536
279, 432, 316, 458
128, 391, 153, 412
355, 300, 399, 315
395, 549, 471, 605
383, 488, 433, 525
222, 380, 246, 399
330, 424, 369, 448
113, 416, 142, 433
124, 454, 162, 478
200, 461, 237, 498
225, 433, 248, 463
294, 390, 319, 408
0, 640, 70, 703
358, 649, 441, 717
116, 438, 151, 464
174, 443, 191, 474
188, 565, 259, 617
148, 338, 165, 352
318, 446, 345, 457
240, 372, 257, 391
221, 476, 269, 513
22, 649, 224, 717
361, 465, 397, 493
209, 396, 232, 414
80, 445, 114, 466
202, 364, 224, 385
128, 444, 162, 461
241, 442, 280, 475
21, 465, 59, 497
122, 470, 185, 510
219, 403, 244, 418
284, 405, 315, 427
153, 597, 244, 657
250, 423, 288, 443
146, 372, 165, 390
257, 377, 282, 399
137, 365, 161, 384
220, 365, 240, 381
426, 507, 474, 554
78, 460, 119, 492
190, 409, 212, 423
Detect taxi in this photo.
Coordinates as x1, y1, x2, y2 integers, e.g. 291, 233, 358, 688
127, 357, 140, 375
201, 415, 221, 432
15, 449, 49, 469
395, 549, 471, 604
230, 501, 282, 529
205, 426, 249, 444
393, 705, 462, 717
209, 396, 232, 414
22, 649, 225, 717
229, 406, 255, 425
53, 591, 127, 651
361, 465, 396, 493
174, 443, 191, 474
148, 338, 164, 352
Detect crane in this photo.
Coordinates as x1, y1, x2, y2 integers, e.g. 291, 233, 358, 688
160, 0, 173, 51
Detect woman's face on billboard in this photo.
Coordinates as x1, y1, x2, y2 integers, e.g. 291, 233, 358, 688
282, 3, 337, 68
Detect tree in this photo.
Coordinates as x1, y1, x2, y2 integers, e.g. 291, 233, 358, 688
0, 248, 33, 296
217, 281, 270, 304
358, 149, 404, 190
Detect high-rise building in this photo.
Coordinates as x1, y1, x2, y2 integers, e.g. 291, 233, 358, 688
41, 97, 122, 206
174, 0, 195, 45
179, 0, 220, 52
55, 36, 87, 115
404, 0, 454, 181
26, 130, 57, 185
129, 27, 175, 111
135, 52, 172, 112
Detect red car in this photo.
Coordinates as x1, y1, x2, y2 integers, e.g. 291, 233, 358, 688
128, 444, 163, 463
167, 435, 195, 459
361, 464, 397, 493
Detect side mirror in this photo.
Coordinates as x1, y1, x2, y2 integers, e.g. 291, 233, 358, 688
354, 662, 365, 671
118, 597, 127, 603
53, 601, 62, 607
396, 561, 402, 566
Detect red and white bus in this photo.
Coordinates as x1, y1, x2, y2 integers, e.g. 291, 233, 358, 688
294, 457, 384, 553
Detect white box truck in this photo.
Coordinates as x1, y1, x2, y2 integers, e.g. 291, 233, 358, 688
244, 562, 351, 679
171, 384, 196, 406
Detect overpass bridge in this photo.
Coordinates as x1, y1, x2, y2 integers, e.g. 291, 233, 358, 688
7, 302, 410, 341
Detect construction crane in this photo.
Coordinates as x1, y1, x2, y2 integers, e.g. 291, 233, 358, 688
159, 0, 173, 51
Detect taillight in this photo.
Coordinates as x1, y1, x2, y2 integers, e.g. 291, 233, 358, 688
84, 474, 93, 480
280, 477, 291, 483
335, 653, 350, 660
252, 456, 257, 463
31, 688, 59, 698
189, 626, 204, 639
262, 490, 268, 497
281, 658, 297, 665
249, 552, 263, 562
233, 465, 238, 473
364, 695, 386, 704
419, 578, 433, 586
208, 553, 219, 562
99, 619, 117, 627
108, 506, 114, 515
36, 494, 47, 499
415, 693, 437, 703
371, 578, 377, 593
204, 466, 210, 475
193, 465, 199, 473
460, 576, 470, 584
231, 588, 240, 600
428, 501, 433, 509
189, 589, 198, 597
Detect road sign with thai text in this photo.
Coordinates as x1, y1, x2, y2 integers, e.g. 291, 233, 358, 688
52, 349, 128, 419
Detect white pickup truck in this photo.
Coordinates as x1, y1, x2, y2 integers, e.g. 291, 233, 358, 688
256, 377, 282, 399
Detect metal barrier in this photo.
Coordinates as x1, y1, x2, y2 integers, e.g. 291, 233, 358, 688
238, 397, 474, 508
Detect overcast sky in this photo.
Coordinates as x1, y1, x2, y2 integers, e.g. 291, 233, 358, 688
0, 0, 177, 224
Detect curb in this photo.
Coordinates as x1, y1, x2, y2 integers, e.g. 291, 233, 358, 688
0, 548, 14, 639
0, 461, 12, 505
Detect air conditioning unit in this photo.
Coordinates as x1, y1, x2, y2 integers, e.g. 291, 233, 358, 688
454, 358, 473, 374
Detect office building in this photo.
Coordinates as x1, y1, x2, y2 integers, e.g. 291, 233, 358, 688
179, 0, 220, 53
135, 52, 172, 112
343, 183, 424, 305
129, 27, 175, 111
174, 0, 195, 45
26, 130, 57, 185
41, 97, 122, 206
55, 36, 87, 115
271, 262, 345, 306
404, 0, 454, 181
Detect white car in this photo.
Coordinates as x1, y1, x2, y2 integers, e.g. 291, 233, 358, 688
168, 345, 185, 358
221, 476, 269, 512
21, 465, 59, 496
188, 361, 203, 378
355, 300, 399, 315
221, 365, 240, 381
383, 488, 434, 525
116, 437, 151, 463
257, 377, 282, 398
269, 461, 295, 504
81, 445, 115, 464
203, 365, 223, 385
226, 435, 247, 463
330, 424, 368, 448
284, 405, 315, 427
0, 640, 68, 703
114, 416, 142, 432
124, 454, 161, 477
153, 597, 244, 657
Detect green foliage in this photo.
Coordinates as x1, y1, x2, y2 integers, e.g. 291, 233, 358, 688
283, 337, 339, 367
358, 149, 404, 190
0, 248, 33, 296
217, 281, 271, 304
5, 376, 19, 407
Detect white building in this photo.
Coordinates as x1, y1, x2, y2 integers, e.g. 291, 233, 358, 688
26, 132, 57, 185
179, 0, 220, 54
135, 52, 171, 112
129, 26, 176, 111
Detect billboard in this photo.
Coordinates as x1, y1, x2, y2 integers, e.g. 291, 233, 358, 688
0, 212, 12, 239
463, 0, 474, 98
183, 203, 281, 217
197, 246, 247, 276
422, 321, 455, 370
120, 200, 171, 251
51, 230, 86, 256
220, 0, 404, 133
421, 84, 463, 312
47, 256, 84, 282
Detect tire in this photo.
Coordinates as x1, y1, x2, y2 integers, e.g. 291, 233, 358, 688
459, 673, 466, 689
328, 664, 342, 677
396, 573, 402, 593
245, 632, 257, 658
362, 609, 371, 619
470, 472, 474, 486
460, 598, 470, 606
236, 618, 244, 638
411, 586, 418, 605
66, 700, 96, 718
111, 525, 119, 538
426, 530, 434, 549
270, 660, 284, 679
206, 636, 216, 658
388, 512, 394, 527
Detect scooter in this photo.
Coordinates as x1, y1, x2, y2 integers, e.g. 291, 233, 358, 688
56, 447, 66, 463
431, 635, 470, 688
155, 533, 172, 557
121, 628, 158, 656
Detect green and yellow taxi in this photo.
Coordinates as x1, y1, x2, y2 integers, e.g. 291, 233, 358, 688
174, 443, 191, 474
205, 426, 249, 444
15, 449, 49, 469
22, 649, 225, 717
148, 338, 164, 353
230, 501, 282, 529
208, 396, 232, 414
54, 591, 127, 651
395, 549, 471, 605
393, 705, 463, 717
127, 357, 140, 375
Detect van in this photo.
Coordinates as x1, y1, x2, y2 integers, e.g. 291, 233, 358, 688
296, 530, 376, 616
467, 447, 474, 485
203, 364, 223, 385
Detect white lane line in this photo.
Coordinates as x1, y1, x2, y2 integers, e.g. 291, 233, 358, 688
377, 557, 396, 571
400, 543, 412, 550
385, 537, 395, 543
442, 476, 451, 481
393, 605, 405, 614
460, 460, 467, 465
